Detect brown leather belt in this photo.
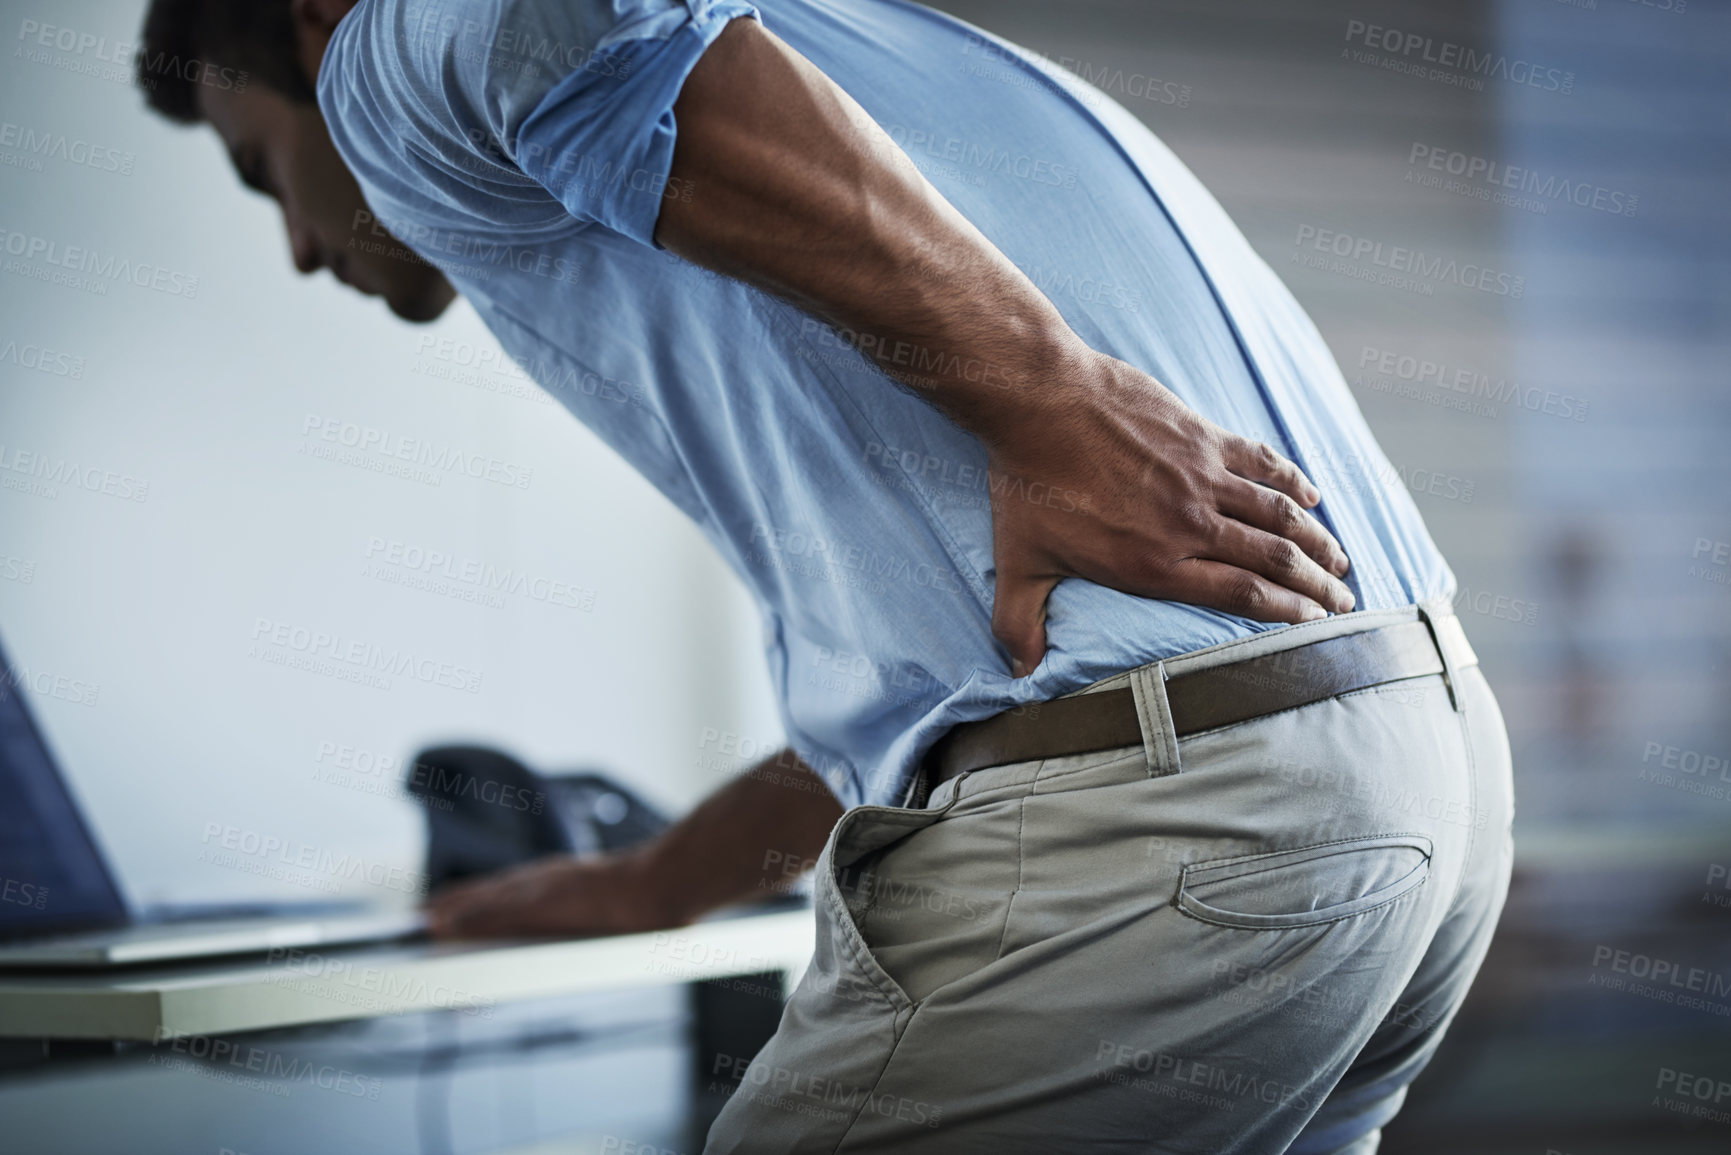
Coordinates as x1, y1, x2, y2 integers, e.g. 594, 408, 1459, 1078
922, 614, 1476, 795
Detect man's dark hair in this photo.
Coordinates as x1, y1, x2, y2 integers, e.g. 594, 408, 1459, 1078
137, 0, 318, 123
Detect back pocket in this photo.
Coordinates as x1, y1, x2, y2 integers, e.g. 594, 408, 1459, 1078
1176, 834, 1433, 929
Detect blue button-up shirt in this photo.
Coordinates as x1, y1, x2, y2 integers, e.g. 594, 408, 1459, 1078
319, 0, 1453, 809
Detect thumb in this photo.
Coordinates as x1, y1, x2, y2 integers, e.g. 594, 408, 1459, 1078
991, 564, 1058, 678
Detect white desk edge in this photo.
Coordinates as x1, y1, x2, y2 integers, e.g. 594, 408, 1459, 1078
0, 908, 815, 1041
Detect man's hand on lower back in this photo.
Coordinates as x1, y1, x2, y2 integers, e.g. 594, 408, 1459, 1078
986, 346, 1354, 676
662, 18, 1354, 677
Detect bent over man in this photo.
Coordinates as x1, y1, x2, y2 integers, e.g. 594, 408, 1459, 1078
137, 0, 1512, 1150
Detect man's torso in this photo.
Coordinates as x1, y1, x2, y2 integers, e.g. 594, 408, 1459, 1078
317, 0, 1453, 807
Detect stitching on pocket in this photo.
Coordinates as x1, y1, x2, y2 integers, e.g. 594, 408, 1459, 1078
1175, 834, 1434, 930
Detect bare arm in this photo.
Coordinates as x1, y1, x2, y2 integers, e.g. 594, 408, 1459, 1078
426, 750, 842, 938
658, 18, 1354, 675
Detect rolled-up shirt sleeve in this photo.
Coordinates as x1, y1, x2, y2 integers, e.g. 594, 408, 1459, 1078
511, 0, 760, 247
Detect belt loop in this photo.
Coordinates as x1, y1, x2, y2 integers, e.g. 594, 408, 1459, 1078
906, 757, 931, 809
1130, 661, 1182, 777
1416, 600, 1465, 713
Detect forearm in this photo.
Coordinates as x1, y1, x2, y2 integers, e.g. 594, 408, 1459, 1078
656, 16, 1354, 670
639, 747, 844, 924
660, 17, 1090, 445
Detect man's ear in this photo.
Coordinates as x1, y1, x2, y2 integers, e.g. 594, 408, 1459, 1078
290, 0, 359, 88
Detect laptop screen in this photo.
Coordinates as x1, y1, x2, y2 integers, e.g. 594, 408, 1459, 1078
0, 637, 128, 938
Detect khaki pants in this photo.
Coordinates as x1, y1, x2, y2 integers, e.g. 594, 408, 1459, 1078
706, 602, 1514, 1154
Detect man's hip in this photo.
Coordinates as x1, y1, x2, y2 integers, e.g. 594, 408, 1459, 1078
705, 600, 1514, 1154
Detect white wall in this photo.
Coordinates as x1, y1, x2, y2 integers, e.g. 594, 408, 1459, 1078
0, 0, 781, 910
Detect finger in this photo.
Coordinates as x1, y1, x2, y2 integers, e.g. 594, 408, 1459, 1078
1224, 438, 1321, 508
1205, 519, 1356, 614
990, 566, 1059, 678
429, 877, 528, 938
1166, 557, 1331, 624
1218, 478, 1351, 578
426, 886, 494, 938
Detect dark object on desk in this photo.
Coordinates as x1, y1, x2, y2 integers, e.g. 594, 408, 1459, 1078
405, 745, 670, 888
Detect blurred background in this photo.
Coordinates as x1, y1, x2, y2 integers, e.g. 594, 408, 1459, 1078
1, 0, 1727, 1152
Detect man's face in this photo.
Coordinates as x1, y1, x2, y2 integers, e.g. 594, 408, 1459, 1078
198, 81, 455, 323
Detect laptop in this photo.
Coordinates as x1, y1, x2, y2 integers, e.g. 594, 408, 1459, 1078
0, 635, 425, 968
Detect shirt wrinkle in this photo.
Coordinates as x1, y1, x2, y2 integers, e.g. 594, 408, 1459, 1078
318, 0, 1452, 809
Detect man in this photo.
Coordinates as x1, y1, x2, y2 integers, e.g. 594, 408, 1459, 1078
137, 1, 1512, 1151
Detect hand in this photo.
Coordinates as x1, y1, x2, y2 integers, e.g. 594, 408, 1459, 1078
987, 347, 1355, 676
424, 848, 688, 940
654, 17, 1353, 668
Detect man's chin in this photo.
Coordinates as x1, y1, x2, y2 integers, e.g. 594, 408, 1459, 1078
386, 280, 457, 323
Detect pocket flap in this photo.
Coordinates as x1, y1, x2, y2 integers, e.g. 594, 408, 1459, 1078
1177, 834, 1434, 929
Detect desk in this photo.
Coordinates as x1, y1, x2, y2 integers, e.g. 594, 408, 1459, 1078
0, 908, 814, 1041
